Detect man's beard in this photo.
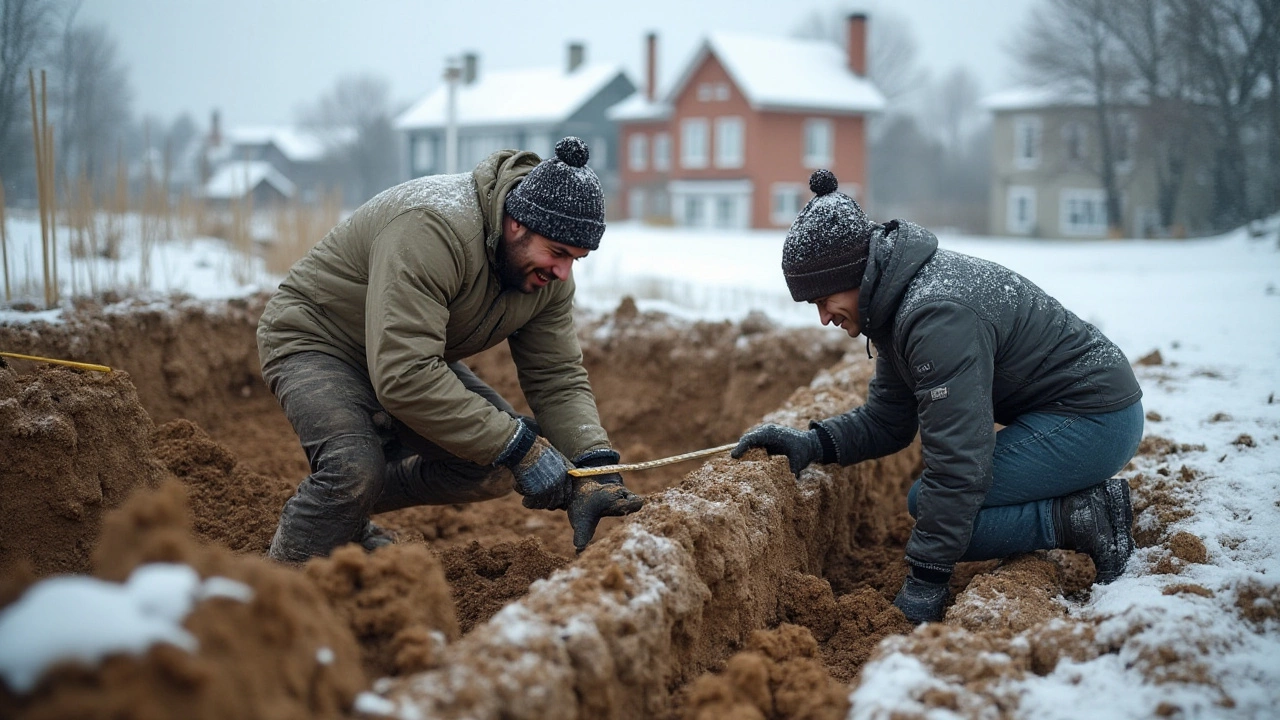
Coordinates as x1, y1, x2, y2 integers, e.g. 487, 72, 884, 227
495, 228, 536, 292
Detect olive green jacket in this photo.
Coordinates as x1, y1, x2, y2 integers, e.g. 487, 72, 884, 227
256, 150, 610, 465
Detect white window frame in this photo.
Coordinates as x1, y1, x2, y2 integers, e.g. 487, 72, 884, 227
653, 132, 671, 171
697, 83, 714, 101
771, 183, 804, 226
628, 187, 646, 220
1007, 185, 1036, 235
803, 118, 833, 168
413, 135, 435, 175
1062, 122, 1087, 162
628, 133, 648, 171
681, 118, 709, 169
1059, 188, 1108, 236
714, 83, 730, 101
714, 116, 744, 169
1112, 113, 1136, 174
1013, 115, 1042, 170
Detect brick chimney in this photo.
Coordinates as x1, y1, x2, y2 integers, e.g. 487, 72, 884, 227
847, 13, 868, 76
645, 32, 658, 102
568, 42, 585, 72
463, 52, 478, 84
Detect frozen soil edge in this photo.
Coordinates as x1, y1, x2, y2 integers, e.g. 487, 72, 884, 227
373, 357, 921, 719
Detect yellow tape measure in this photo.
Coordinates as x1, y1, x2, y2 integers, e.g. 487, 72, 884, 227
0, 351, 113, 373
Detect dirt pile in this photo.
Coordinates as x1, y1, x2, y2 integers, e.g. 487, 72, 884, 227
0, 481, 366, 719
0, 364, 166, 578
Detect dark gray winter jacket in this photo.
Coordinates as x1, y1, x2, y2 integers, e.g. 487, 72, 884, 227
813, 221, 1142, 575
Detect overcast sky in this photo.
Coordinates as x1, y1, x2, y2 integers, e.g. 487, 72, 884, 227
79, 0, 1040, 128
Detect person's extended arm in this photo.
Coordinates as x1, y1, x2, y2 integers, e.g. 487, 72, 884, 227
732, 352, 918, 475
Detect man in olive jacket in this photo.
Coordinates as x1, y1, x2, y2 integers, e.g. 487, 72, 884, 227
257, 137, 638, 563
733, 170, 1144, 623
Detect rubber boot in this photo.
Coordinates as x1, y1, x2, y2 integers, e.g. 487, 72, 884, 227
1053, 477, 1134, 584
359, 520, 397, 552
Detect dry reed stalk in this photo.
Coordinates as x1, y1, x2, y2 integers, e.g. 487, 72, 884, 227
0, 178, 9, 302
29, 69, 50, 308
47, 124, 59, 305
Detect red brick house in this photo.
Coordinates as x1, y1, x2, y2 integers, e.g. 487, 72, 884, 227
609, 15, 884, 230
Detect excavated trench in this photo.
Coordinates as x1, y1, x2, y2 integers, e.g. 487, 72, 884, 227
0, 296, 935, 718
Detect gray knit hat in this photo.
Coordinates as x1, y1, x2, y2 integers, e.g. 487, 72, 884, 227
504, 137, 606, 250
781, 169, 875, 302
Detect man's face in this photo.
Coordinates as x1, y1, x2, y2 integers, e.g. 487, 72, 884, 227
498, 219, 590, 293
811, 287, 862, 338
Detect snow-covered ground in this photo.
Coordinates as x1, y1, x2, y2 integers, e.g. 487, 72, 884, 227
2, 210, 1278, 717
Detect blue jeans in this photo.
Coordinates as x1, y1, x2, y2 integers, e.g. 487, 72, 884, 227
907, 401, 1144, 562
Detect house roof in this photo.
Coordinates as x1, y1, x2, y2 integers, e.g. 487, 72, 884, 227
606, 92, 671, 122
202, 160, 296, 200
219, 126, 342, 162
982, 86, 1150, 112
395, 63, 628, 131
662, 31, 886, 115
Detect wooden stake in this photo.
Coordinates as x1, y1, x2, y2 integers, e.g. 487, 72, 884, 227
47, 123, 58, 306
29, 69, 49, 309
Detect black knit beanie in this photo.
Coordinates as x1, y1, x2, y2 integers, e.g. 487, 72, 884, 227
781, 169, 875, 302
504, 137, 606, 250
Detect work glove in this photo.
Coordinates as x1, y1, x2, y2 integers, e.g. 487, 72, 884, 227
892, 568, 951, 624
498, 420, 573, 511
731, 424, 824, 477
567, 448, 643, 552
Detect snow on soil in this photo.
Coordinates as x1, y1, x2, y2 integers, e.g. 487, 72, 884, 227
2, 209, 1278, 717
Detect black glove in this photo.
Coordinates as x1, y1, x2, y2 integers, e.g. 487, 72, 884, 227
892, 568, 951, 624
498, 420, 573, 511
567, 448, 643, 552
730, 424, 824, 477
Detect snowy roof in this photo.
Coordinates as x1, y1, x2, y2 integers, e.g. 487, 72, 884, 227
202, 160, 296, 200
606, 92, 671, 122
219, 126, 349, 162
667, 31, 885, 115
395, 64, 628, 131
982, 86, 1149, 112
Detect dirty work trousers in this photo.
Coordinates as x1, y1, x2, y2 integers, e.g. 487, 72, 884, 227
262, 350, 520, 563
907, 400, 1144, 562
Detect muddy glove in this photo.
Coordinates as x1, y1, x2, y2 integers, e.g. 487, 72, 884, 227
498, 420, 573, 511
892, 567, 951, 624
567, 449, 644, 553
730, 424, 825, 477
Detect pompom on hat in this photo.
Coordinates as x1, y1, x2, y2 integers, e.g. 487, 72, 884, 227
504, 136, 606, 250
781, 169, 876, 302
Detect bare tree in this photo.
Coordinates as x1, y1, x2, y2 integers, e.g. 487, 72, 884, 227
297, 73, 400, 204
51, 14, 132, 190
1014, 0, 1137, 233
1168, 0, 1280, 226
0, 0, 56, 198
927, 66, 984, 156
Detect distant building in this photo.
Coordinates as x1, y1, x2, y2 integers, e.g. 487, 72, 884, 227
201, 160, 295, 208
196, 111, 350, 206
394, 43, 635, 212
610, 16, 885, 230
984, 88, 1214, 238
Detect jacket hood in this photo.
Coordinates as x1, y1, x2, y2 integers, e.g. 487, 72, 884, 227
859, 220, 939, 341
474, 149, 540, 262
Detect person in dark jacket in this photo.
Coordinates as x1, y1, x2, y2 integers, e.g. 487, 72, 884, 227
732, 169, 1143, 624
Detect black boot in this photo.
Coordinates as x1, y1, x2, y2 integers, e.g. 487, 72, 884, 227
1053, 478, 1134, 584
359, 520, 397, 552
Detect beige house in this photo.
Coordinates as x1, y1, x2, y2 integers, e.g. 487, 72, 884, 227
984, 88, 1213, 238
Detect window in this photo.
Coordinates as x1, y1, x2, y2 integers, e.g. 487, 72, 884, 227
1007, 185, 1036, 235
697, 83, 714, 101
697, 82, 730, 101
592, 136, 609, 169
684, 195, 704, 226
460, 133, 519, 170
681, 118, 709, 168
771, 184, 803, 226
412, 135, 436, 175
629, 188, 646, 219
1014, 115, 1042, 170
1112, 114, 1136, 173
715, 196, 736, 227
628, 133, 648, 171
1060, 188, 1108, 236
653, 132, 671, 171
803, 119, 833, 168
1062, 122, 1087, 162
714, 117, 744, 168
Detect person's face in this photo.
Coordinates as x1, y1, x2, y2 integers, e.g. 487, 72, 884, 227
498, 218, 590, 293
811, 287, 862, 338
